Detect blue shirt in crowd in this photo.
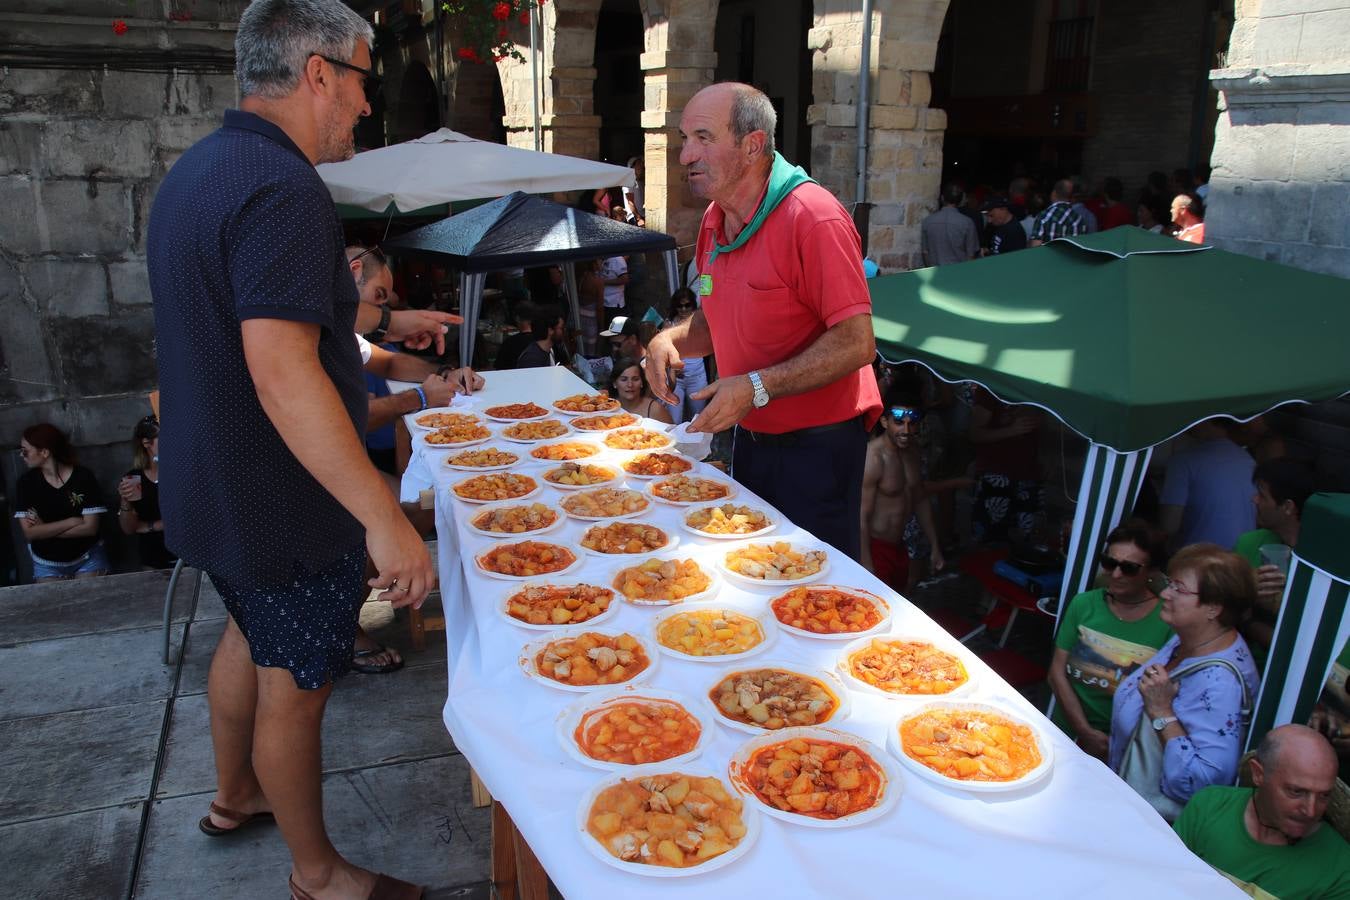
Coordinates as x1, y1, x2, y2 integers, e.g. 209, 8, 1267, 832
147, 109, 367, 589
1159, 437, 1256, 549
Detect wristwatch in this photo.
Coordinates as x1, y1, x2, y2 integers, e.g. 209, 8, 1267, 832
1151, 715, 1179, 732
364, 305, 391, 341
748, 371, 770, 408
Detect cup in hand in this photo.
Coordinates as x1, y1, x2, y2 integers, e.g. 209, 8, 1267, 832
1258, 543, 1292, 575
122, 474, 143, 502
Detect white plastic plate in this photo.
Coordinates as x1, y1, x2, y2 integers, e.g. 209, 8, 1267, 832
717, 541, 831, 588
541, 464, 623, 490
679, 503, 778, 541
448, 474, 542, 505
559, 488, 653, 521
836, 633, 978, 700
556, 688, 711, 771
579, 522, 679, 557
888, 700, 1054, 793
610, 554, 723, 606
496, 582, 620, 632
576, 764, 759, 877
647, 476, 739, 507
463, 501, 565, 539
551, 397, 621, 417
602, 429, 676, 453
518, 629, 659, 693
442, 447, 521, 472
618, 451, 695, 480
473, 540, 585, 581
408, 407, 481, 432
727, 725, 902, 828
767, 584, 892, 641
650, 605, 777, 663
702, 661, 852, 735
498, 421, 573, 443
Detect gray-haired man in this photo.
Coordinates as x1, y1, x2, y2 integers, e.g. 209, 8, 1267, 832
147, 1, 426, 896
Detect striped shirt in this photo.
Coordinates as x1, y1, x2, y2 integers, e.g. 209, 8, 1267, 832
1032, 201, 1087, 243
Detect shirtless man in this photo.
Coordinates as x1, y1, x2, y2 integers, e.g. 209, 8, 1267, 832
861, 397, 944, 592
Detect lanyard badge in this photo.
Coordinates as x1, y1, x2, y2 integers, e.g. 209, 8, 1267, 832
697, 273, 713, 297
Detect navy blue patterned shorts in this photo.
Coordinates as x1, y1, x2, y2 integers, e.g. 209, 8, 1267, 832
211, 544, 367, 690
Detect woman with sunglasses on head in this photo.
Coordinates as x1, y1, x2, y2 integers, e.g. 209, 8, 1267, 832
610, 356, 674, 425
1048, 520, 1172, 760
15, 423, 111, 581
117, 416, 177, 569
1108, 543, 1260, 817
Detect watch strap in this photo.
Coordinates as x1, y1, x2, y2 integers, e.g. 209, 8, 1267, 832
365, 305, 391, 341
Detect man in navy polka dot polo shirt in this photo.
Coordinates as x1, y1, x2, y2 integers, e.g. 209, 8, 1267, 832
147, 2, 427, 897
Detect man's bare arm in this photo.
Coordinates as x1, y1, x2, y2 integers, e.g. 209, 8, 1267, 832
689, 314, 875, 434
243, 319, 435, 606
644, 309, 714, 404
859, 443, 880, 572
365, 343, 437, 382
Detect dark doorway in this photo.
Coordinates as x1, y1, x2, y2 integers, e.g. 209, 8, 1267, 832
390, 60, 441, 145
595, 0, 643, 164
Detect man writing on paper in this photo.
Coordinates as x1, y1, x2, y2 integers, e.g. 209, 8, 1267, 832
645, 82, 881, 559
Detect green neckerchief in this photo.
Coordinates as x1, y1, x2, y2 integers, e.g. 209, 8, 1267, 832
706, 152, 814, 267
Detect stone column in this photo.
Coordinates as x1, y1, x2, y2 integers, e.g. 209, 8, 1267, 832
806, 0, 949, 272
497, 2, 602, 158
640, 48, 718, 247
1206, 0, 1350, 278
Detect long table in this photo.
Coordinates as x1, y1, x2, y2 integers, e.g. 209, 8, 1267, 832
409, 367, 1241, 899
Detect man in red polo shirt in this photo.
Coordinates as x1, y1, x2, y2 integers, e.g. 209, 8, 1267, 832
645, 82, 881, 559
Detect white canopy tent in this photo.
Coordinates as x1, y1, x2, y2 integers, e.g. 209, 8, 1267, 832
316, 128, 635, 213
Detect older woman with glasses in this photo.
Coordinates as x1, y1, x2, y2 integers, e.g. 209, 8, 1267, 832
1048, 520, 1173, 760
1109, 543, 1260, 815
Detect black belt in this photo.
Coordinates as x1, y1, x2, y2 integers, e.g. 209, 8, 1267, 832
737, 416, 862, 446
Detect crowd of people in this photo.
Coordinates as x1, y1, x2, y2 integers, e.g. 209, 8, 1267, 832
7, 1, 1344, 896
921, 168, 1210, 266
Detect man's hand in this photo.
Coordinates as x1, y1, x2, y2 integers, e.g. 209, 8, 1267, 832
642, 334, 684, 405
441, 366, 485, 395
1255, 564, 1287, 606
386, 309, 463, 355
420, 373, 454, 408
930, 545, 946, 572
688, 375, 754, 434
366, 514, 437, 610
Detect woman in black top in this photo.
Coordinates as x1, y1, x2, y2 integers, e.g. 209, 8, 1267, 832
117, 415, 176, 569
15, 423, 110, 581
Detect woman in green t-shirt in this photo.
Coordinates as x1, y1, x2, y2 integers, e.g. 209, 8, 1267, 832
1048, 520, 1174, 759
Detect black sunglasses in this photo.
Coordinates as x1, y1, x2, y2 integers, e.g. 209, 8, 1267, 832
1099, 553, 1144, 577
316, 54, 382, 101
888, 406, 922, 423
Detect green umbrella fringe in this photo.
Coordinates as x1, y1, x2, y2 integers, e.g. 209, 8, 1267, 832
870, 352, 1350, 454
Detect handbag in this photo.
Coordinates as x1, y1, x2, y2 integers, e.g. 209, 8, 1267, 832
1116, 657, 1251, 822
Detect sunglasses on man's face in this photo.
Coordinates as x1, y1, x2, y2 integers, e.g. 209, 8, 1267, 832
1099, 553, 1144, 577
888, 406, 922, 423
316, 54, 383, 103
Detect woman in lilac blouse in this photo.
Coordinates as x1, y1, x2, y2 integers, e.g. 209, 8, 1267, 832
1109, 544, 1261, 807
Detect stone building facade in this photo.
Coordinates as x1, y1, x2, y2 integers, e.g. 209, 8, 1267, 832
1207, 0, 1350, 279
0, 2, 240, 575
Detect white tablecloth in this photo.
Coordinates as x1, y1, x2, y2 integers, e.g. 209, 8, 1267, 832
407, 367, 1240, 899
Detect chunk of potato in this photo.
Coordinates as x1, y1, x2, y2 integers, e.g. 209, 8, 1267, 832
656, 840, 684, 866
591, 812, 622, 836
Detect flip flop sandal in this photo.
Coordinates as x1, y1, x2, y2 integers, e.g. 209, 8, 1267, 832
198, 802, 275, 837
351, 645, 405, 675
289, 873, 424, 900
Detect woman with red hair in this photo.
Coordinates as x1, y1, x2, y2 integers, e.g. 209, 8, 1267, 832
15, 423, 110, 581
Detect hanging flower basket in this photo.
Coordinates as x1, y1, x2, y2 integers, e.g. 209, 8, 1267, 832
442, 0, 544, 64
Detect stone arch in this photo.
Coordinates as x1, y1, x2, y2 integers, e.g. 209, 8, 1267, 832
388, 60, 441, 145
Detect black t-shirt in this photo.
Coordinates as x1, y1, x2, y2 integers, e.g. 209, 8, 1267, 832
990, 219, 1027, 255
495, 331, 535, 371
125, 468, 177, 569
14, 466, 106, 562
147, 110, 367, 589
515, 342, 555, 369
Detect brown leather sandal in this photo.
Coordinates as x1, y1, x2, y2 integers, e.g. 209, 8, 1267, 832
197, 801, 275, 837
288, 874, 424, 900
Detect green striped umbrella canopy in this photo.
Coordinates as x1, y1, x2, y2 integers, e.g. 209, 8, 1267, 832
870, 228, 1350, 669
1247, 493, 1350, 748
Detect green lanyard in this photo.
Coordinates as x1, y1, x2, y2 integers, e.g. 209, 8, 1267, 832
699, 152, 814, 297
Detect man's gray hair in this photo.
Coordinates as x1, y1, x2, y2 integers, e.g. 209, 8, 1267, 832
236, 0, 374, 100
729, 85, 776, 159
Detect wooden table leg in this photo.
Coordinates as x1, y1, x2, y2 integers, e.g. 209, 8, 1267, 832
470, 768, 493, 808
491, 801, 518, 900
512, 817, 550, 900
408, 604, 427, 652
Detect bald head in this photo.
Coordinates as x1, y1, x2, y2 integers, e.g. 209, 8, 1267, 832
1257, 723, 1339, 777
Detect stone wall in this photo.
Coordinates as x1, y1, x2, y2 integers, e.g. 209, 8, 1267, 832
0, 2, 239, 572
1207, 0, 1350, 277
806, 0, 950, 271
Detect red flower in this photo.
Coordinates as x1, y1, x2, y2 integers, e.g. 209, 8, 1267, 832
519, 10, 530, 24
497, 25, 508, 38
492, 2, 511, 20
112, 19, 128, 34
457, 46, 480, 62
